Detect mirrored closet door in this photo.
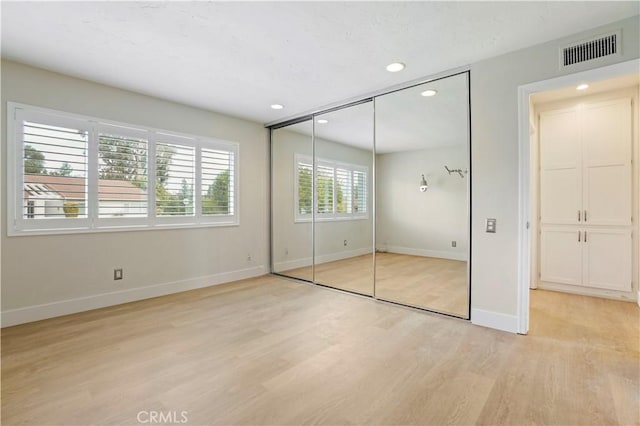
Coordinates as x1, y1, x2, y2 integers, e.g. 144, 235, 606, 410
270, 71, 471, 319
375, 73, 470, 317
313, 102, 374, 295
271, 120, 313, 282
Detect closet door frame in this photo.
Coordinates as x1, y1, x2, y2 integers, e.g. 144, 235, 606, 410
268, 69, 473, 321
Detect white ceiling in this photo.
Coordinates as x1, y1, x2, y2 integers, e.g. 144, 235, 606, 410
286, 72, 469, 153
1, 2, 638, 125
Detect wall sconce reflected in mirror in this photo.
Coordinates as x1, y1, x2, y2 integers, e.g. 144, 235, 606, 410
419, 174, 428, 192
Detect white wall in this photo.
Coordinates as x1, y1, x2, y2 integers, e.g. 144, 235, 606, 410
1, 60, 269, 326
469, 16, 639, 331
271, 128, 373, 271
376, 146, 468, 261
271, 127, 312, 271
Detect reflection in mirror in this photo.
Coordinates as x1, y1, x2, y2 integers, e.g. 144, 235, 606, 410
271, 120, 313, 282
313, 102, 374, 295
375, 72, 470, 317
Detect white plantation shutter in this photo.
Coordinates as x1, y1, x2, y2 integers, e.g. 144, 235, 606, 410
201, 147, 235, 216
316, 165, 334, 214
22, 120, 89, 219
335, 168, 352, 214
294, 155, 368, 221
97, 130, 148, 218
353, 169, 367, 214
297, 162, 313, 215
156, 142, 195, 217
10, 103, 239, 235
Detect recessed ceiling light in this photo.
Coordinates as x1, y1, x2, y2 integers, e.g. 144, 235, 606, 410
270, 104, 284, 110
421, 89, 438, 97
576, 84, 589, 91
317, 119, 328, 124
386, 62, 405, 72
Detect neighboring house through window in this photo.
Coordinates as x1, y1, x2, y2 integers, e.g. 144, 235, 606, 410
23, 174, 147, 218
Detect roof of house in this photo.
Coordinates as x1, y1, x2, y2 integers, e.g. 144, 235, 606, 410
24, 174, 147, 201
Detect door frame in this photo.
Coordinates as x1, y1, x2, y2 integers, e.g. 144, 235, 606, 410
517, 59, 640, 334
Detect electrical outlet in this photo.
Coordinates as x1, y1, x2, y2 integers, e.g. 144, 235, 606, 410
486, 218, 497, 233
247, 253, 252, 261
343, 239, 348, 246
114, 268, 123, 280
451, 241, 457, 248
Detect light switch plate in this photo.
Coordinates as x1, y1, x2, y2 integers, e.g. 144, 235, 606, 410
486, 218, 497, 233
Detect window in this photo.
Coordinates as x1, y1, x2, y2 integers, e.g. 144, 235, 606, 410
22, 119, 89, 222
9, 103, 239, 235
316, 165, 334, 214
26, 201, 35, 219
296, 161, 312, 215
353, 169, 367, 214
294, 154, 368, 221
98, 128, 149, 218
335, 167, 352, 214
156, 141, 195, 217
201, 148, 235, 216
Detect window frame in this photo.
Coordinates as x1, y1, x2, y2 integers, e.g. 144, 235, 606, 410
294, 154, 368, 223
7, 102, 239, 236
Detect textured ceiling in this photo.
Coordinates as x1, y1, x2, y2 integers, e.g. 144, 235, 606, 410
286, 72, 469, 153
1, 1, 638, 125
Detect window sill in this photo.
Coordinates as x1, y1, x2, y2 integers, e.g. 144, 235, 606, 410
8, 219, 240, 237
294, 215, 369, 224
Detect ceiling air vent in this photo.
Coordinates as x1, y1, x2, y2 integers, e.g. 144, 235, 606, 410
561, 31, 620, 68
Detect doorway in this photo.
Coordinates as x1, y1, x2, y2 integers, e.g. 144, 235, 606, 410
517, 60, 640, 334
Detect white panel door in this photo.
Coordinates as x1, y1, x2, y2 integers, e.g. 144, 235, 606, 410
584, 165, 632, 225
582, 98, 632, 225
539, 108, 582, 224
583, 229, 632, 291
540, 169, 582, 224
540, 227, 582, 286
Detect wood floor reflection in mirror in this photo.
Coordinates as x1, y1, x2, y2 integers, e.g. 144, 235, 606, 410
279, 254, 373, 296
278, 252, 468, 317
375, 252, 468, 317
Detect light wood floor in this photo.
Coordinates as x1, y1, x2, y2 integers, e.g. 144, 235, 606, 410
2, 276, 638, 425
283, 254, 375, 295
281, 252, 468, 317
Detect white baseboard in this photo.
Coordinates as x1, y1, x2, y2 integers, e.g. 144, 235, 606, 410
381, 246, 468, 262
273, 247, 372, 272
274, 257, 312, 271
1, 265, 268, 328
316, 247, 372, 264
471, 308, 518, 333
274, 246, 466, 271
